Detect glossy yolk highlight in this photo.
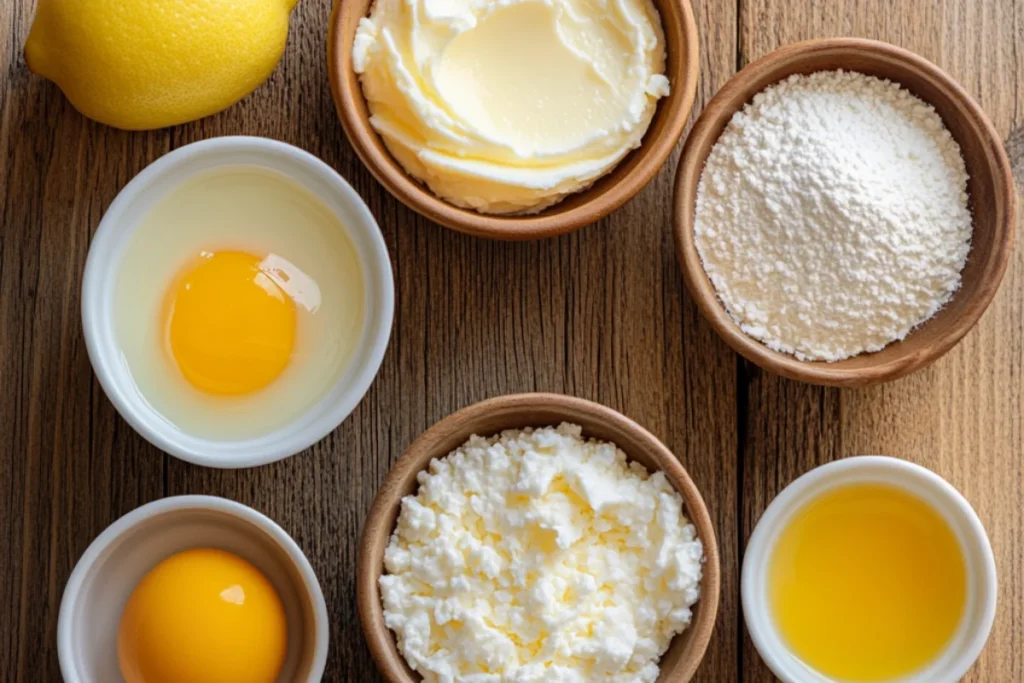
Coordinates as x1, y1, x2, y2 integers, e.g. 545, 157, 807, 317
164, 251, 295, 395
118, 548, 288, 683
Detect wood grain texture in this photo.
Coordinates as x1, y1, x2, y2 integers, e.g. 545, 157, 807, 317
0, 0, 739, 680
0, 1, 1017, 683
738, 1, 1024, 681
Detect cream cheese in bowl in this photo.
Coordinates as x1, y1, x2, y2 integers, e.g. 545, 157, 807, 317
352, 0, 670, 214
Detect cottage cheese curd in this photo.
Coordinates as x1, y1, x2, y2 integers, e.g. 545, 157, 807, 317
379, 424, 703, 682
352, 0, 670, 214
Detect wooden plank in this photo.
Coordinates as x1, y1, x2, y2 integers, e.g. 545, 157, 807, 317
5, 0, 1019, 680
0, 1, 740, 682
738, 1, 1024, 681
0, 7, 173, 683
676, 1, 741, 679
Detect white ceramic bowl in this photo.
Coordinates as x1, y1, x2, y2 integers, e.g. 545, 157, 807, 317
82, 136, 394, 468
57, 495, 329, 683
742, 456, 997, 683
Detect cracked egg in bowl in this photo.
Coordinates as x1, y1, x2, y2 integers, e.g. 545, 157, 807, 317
82, 137, 394, 467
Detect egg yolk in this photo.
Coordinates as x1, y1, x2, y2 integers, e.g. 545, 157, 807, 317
164, 251, 296, 395
118, 548, 288, 683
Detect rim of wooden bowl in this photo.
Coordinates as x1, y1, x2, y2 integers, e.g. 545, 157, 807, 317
357, 393, 721, 682
328, 0, 700, 240
673, 37, 1016, 387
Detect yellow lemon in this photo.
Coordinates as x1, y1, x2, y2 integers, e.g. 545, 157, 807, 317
24, 0, 298, 130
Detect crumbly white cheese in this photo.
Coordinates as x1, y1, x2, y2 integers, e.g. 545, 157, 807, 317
694, 70, 972, 362
379, 424, 703, 682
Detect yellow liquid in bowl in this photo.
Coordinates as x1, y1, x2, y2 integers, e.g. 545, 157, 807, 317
768, 483, 966, 681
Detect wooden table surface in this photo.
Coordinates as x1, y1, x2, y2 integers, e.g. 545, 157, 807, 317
1, 1, 1021, 681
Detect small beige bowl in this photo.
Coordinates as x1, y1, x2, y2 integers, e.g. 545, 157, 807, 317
329, 0, 699, 240
357, 393, 721, 682
58, 496, 328, 683
674, 38, 1016, 387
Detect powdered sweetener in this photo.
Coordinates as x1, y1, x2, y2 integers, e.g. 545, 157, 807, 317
695, 70, 972, 361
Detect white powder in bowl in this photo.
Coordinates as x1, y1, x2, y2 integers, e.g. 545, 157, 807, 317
694, 70, 972, 362
379, 423, 703, 683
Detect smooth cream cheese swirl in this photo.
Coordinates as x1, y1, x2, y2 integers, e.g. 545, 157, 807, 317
353, 0, 670, 215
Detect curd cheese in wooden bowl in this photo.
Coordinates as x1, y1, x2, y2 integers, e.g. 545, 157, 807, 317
359, 393, 720, 683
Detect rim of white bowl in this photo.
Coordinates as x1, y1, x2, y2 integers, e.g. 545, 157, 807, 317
57, 495, 330, 683
81, 136, 394, 468
741, 456, 997, 683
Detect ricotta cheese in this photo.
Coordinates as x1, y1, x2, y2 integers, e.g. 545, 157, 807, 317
352, 0, 670, 215
379, 423, 703, 682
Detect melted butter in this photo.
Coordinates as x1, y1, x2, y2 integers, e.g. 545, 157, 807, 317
769, 483, 967, 681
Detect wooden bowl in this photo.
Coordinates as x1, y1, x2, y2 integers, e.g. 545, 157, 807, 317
329, 1, 699, 240
673, 38, 1016, 387
357, 393, 721, 682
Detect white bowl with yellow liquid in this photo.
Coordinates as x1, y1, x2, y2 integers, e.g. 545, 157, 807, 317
82, 137, 394, 468
741, 456, 996, 683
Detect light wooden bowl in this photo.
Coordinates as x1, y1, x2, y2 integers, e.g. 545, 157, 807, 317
674, 38, 1016, 387
357, 393, 721, 682
329, 1, 699, 240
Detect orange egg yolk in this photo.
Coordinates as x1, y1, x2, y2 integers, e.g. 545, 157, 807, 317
118, 548, 288, 683
164, 251, 296, 395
